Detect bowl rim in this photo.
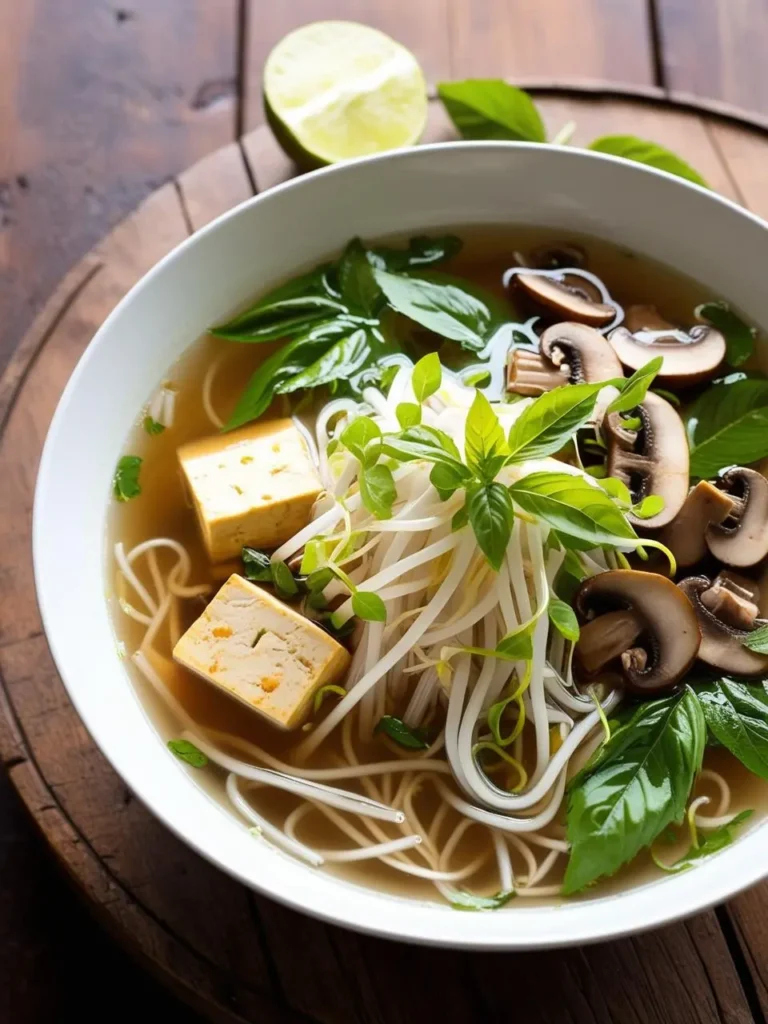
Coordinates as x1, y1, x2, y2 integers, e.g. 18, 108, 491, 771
32, 139, 768, 950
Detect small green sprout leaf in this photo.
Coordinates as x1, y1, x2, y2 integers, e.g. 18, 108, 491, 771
396, 402, 421, 429
375, 715, 429, 750
113, 455, 142, 502
450, 889, 515, 911
313, 684, 348, 713
360, 463, 396, 519
168, 739, 208, 768
352, 591, 387, 622
412, 351, 442, 402
606, 357, 663, 414
143, 415, 165, 435
548, 596, 580, 643
270, 559, 299, 597
242, 547, 273, 582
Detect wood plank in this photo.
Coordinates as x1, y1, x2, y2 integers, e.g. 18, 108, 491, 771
177, 142, 255, 232
241, 0, 452, 131
449, 0, 655, 85
706, 122, 768, 218
656, 0, 768, 111
0, 0, 238, 379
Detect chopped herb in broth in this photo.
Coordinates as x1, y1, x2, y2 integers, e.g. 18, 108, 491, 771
109, 227, 768, 907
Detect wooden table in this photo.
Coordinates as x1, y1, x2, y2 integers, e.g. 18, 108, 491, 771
4, 3, 768, 1021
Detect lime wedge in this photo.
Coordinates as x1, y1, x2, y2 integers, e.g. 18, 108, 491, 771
263, 21, 428, 169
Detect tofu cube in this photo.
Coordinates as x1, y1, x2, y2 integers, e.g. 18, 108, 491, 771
178, 418, 321, 562
172, 574, 350, 729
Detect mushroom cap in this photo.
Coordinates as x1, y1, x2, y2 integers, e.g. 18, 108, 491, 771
513, 271, 617, 327
575, 570, 701, 695
659, 479, 737, 568
605, 391, 690, 528
678, 575, 768, 676
608, 321, 725, 388
706, 468, 768, 568
540, 322, 624, 385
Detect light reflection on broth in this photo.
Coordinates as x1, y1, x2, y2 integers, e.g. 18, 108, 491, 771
108, 227, 768, 906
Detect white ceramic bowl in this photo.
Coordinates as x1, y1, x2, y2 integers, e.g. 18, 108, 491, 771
34, 142, 768, 949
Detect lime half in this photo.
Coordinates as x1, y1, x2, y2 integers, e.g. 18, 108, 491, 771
264, 21, 428, 169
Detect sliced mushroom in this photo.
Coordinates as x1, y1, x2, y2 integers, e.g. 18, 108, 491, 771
507, 322, 623, 396
609, 305, 725, 388
604, 391, 689, 528
574, 608, 644, 676
511, 269, 617, 327
679, 575, 768, 676
706, 468, 768, 568
659, 480, 738, 568
575, 570, 701, 694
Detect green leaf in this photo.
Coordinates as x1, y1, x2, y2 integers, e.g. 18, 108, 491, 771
634, 495, 666, 520
375, 715, 429, 750
430, 462, 465, 501
496, 626, 534, 660
438, 79, 546, 143
548, 596, 580, 642
113, 455, 142, 502
340, 415, 381, 462
374, 269, 497, 351
509, 472, 638, 548
596, 476, 632, 505
588, 135, 709, 188
270, 559, 298, 597
337, 238, 381, 317
450, 889, 514, 911
352, 591, 387, 622
396, 402, 421, 429
225, 319, 354, 429
412, 351, 442, 402
380, 425, 468, 475
451, 502, 469, 531
743, 625, 768, 654
143, 415, 165, 435
467, 482, 515, 571
564, 687, 706, 893
360, 463, 396, 519
696, 679, 768, 779
606, 357, 663, 414
313, 683, 347, 713
242, 546, 273, 582
168, 739, 208, 768
465, 390, 508, 481
277, 326, 371, 393
369, 235, 462, 272
655, 810, 753, 873
506, 382, 611, 463
212, 295, 347, 342
696, 301, 755, 367
686, 377, 768, 478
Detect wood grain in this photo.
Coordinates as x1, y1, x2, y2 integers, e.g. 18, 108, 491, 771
448, 0, 656, 85
5, 91, 768, 1023
0, 0, 238, 380
656, 0, 768, 111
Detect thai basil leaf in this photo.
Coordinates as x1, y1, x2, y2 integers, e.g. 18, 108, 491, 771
168, 739, 208, 768
564, 687, 706, 893
351, 591, 387, 622
696, 679, 768, 779
686, 377, 768, 478
696, 301, 755, 367
338, 238, 381, 317
508, 472, 638, 548
211, 295, 347, 342
431, 461, 469, 501
633, 495, 666, 520
380, 425, 468, 474
359, 463, 396, 520
277, 327, 372, 393
606, 357, 663, 414
340, 415, 381, 462
396, 402, 421, 428
437, 79, 546, 143
450, 890, 514, 911
270, 559, 298, 597
113, 455, 142, 502
375, 715, 429, 750
412, 351, 442, 402
465, 390, 509, 481
369, 235, 462, 272
451, 501, 469, 531
467, 482, 515, 570
506, 382, 611, 462
496, 626, 534, 660
655, 810, 753, 873
374, 269, 498, 351
743, 625, 768, 654
242, 546, 273, 582
548, 596, 580, 643
588, 136, 709, 188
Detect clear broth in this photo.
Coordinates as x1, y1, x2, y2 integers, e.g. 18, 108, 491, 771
108, 226, 768, 903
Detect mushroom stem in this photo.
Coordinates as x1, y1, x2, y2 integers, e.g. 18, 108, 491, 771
507, 349, 569, 396
574, 609, 644, 676
679, 575, 768, 677
706, 468, 768, 568
660, 480, 738, 568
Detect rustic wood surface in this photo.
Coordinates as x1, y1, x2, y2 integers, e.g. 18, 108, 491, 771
5, 3, 768, 1022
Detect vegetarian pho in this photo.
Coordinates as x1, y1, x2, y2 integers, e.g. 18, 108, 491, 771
110, 229, 768, 906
